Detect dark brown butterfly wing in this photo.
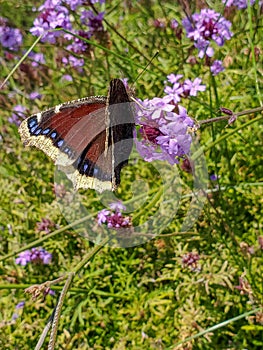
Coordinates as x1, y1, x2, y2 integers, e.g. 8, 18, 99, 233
19, 79, 134, 192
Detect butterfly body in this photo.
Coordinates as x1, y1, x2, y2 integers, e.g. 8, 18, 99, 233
19, 79, 135, 192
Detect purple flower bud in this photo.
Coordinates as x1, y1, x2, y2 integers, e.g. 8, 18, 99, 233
15, 301, 25, 309
36, 218, 55, 233
109, 201, 126, 212
210, 174, 218, 181
170, 19, 179, 29
61, 74, 73, 82
220, 107, 233, 116
258, 236, 263, 250
210, 60, 224, 76
182, 252, 200, 269
29, 91, 42, 100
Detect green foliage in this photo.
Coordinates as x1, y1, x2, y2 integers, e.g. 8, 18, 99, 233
0, 0, 262, 349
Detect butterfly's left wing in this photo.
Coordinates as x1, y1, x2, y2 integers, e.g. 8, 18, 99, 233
19, 79, 135, 192
19, 96, 116, 191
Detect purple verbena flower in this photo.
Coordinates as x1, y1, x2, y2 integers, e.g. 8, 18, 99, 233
30, 1, 72, 43
15, 250, 32, 266
182, 9, 233, 58
80, 10, 105, 33
97, 201, 131, 229
109, 201, 126, 212
183, 77, 206, 96
16, 247, 52, 266
194, 37, 214, 59
210, 60, 224, 76
166, 74, 183, 84
97, 209, 110, 225
163, 83, 184, 104
36, 218, 55, 233
29, 91, 42, 100
62, 55, 84, 68
107, 212, 131, 229
135, 99, 195, 165
28, 52, 46, 67
61, 74, 73, 82
224, 0, 256, 9
8, 105, 27, 126
135, 73, 205, 164
170, 19, 179, 29
0, 24, 23, 51
66, 30, 91, 53
164, 74, 206, 101
63, 0, 83, 10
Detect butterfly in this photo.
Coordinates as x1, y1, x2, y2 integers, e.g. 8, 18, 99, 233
19, 79, 135, 193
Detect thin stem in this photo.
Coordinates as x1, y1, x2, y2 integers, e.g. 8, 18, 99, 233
198, 106, 263, 126
47, 272, 75, 350
0, 34, 43, 90
42, 236, 109, 350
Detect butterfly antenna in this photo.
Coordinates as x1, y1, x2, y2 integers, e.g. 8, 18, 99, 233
133, 51, 159, 85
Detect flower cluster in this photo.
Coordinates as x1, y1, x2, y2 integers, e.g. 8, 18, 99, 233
15, 247, 52, 266
164, 74, 206, 103
210, 60, 225, 76
182, 9, 233, 58
182, 252, 200, 269
97, 202, 131, 229
30, 0, 105, 68
223, 0, 256, 9
134, 74, 203, 164
182, 9, 233, 75
0, 17, 23, 51
36, 218, 56, 233
135, 103, 195, 164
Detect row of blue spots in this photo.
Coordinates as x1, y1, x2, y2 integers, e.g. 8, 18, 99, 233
28, 116, 73, 158
28, 117, 52, 137
77, 157, 111, 180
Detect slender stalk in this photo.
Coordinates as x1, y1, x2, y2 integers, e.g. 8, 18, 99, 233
0, 34, 43, 90
47, 272, 75, 350
41, 236, 109, 350
198, 106, 263, 126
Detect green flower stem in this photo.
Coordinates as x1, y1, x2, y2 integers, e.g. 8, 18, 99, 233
168, 307, 262, 350
37, 235, 109, 350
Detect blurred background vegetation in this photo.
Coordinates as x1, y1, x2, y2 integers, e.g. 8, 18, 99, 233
0, 0, 262, 349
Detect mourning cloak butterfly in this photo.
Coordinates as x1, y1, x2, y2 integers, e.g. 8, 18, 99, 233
19, 79, 135, 192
